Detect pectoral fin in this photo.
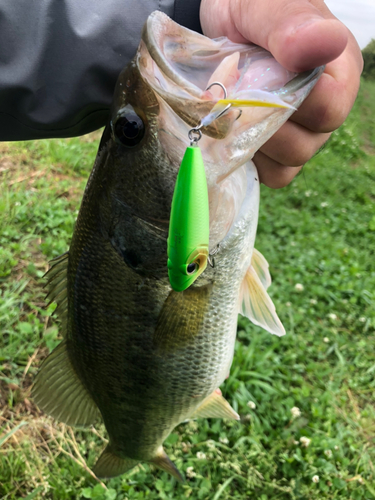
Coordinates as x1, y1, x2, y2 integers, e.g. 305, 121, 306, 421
190, 390, 239, 420
93, 444, 138, 478
239, 264, 285, 337
153, 285, 212, 351
32, 341, 100, 427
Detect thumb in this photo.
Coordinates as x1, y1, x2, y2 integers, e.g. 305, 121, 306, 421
200, 0, 348, 72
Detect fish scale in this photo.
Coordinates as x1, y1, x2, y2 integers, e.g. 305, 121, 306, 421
32, 11, 324, 481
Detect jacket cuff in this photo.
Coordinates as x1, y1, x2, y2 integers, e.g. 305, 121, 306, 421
173, 0, 202, 33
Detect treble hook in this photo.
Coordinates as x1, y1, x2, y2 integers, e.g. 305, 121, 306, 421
188, 82, 231, 145
207, 244, 220, 268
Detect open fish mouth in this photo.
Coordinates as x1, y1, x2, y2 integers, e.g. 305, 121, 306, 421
139, 11, 324, 141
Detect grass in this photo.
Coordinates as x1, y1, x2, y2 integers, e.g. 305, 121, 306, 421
1, 79, 375, 499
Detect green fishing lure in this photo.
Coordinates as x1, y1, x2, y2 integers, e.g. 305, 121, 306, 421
167, 145, 209, 292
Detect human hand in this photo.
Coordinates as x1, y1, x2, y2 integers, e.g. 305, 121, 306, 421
200, 0, 363, 188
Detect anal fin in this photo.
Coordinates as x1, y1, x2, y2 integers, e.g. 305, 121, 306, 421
190, 390, 239, 420
32, 340, 99, 427
93, 444, 138, 478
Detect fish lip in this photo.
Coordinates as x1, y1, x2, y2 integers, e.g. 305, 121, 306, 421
141, 12, 205, 99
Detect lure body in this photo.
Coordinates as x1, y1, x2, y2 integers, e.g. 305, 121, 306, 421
167, 145, 209, 292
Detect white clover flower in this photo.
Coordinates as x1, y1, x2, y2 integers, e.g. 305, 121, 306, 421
293, 440, 299, 445
300, 436, 311, 447
323, 337, 330, 343
291, 407, 301, 419
231, 463, 242, 474
219, 437, 229, 445
359, 317, 366, 323
295, 283, 304, 292
321, 202, 328, 207
334, 445, 339, 450
324, 449, 332, 458
186, 466, 196, 478
15, 201, 21, 206
196, 452, 206, 460
305, 190, 312, 197
286, 302, 292, 307
188, 420, 198, 431
328, 313, 337, 320
312, 475, 319, 483
247, 401, 256, 410
207, 440, 216, 449
310, 299, 317, 305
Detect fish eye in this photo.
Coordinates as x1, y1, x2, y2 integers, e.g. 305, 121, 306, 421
186, 262, 199, 275
113, 112, 145, 147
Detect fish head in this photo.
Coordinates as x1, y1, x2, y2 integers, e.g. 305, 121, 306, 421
101, 11, 323, 281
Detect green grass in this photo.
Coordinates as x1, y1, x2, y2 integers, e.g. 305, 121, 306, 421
1, 81, 375, 499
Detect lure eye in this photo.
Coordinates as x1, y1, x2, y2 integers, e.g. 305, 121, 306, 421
113, 112, 145, 147
187, 262, 199, 275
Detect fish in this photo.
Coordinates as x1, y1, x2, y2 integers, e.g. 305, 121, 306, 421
32, 11, 324, 482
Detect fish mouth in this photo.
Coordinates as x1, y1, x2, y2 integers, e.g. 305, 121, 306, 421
139, 11, 324, 142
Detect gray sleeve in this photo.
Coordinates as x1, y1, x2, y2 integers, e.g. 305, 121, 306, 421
0, 0, 202, 141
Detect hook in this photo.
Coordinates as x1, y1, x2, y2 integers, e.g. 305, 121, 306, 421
188, 81, 242, 145
205, 81, 228, 99
207, 244, 220, 267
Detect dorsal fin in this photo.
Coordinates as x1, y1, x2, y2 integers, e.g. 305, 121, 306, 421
239, 262, 285, 337
44, 252, 69, 336
32, 340, 100, 427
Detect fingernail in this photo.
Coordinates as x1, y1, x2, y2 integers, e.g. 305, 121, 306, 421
293, 16, 325, 34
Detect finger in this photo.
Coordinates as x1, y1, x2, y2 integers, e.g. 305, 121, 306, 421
226, 0, 348, 72
201, 0, 348, 71
290, 30, 363, 133
259, 121, 331, 166
254, 151, 302, 189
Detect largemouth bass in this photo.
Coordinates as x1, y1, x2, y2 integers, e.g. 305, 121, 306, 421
32, 12, 323, 481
